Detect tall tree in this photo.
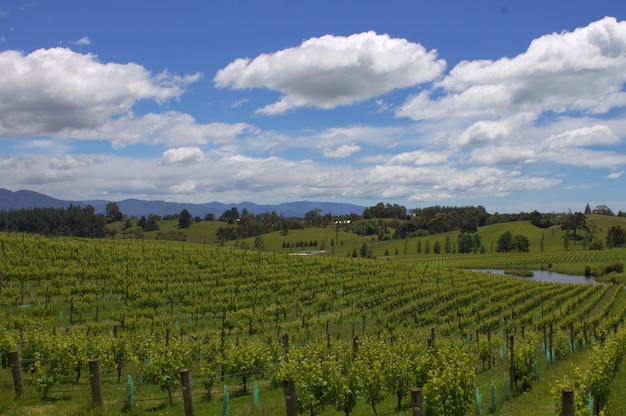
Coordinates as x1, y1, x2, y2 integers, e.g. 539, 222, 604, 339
496, 231, 514, 252
561, 211, 587, 239
105, 202, 124, 223
178, 209, 193, 229
606, 225, 626, 248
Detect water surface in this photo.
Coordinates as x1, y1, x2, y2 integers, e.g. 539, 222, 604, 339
472, 269, 596, 284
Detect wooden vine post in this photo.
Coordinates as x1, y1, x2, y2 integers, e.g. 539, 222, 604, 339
180, 369, 195, 416
284, 378, 298, 416
410, 387, 424, 416
561, 387, 574, 416
509, 335, 515, 392
88, 358, 103, 407
10, 350, 25, 399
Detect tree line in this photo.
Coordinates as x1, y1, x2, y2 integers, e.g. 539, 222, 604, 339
0, 204, 108, 238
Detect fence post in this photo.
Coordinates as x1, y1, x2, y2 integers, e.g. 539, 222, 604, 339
88, 358, 103, 407
9, 350, 25, 399
284, 378, 298, 416
282, 333, 289, 362
127, 375, 134, 411
509, 335, 515, 392
180, 369, 195, 416
410, 387, 424, 416
561, 387, 574, 416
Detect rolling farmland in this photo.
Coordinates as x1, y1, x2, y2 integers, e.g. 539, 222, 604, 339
1, 232, 625, 415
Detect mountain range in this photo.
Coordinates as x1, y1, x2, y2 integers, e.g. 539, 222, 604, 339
0, 188, 366, 218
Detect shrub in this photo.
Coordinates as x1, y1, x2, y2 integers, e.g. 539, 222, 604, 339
602, 262, 624, 275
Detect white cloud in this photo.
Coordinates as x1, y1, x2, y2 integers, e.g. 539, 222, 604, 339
214, 31, 445, 114
458, 119, 513, 147
606, 171, 624, 179
0, 48, 201, 137
467, 124, 626, 168
322, 143, 361, 158
386, 150, 448, 166
48, 154, 102, 170
543, 125, 619, 149
55, 111, 254, 150
161, 147, 205, 165
0, 150, 560, 205
398, 17, 626, 120
70, 36, 91, 45
365, 165, 560, 202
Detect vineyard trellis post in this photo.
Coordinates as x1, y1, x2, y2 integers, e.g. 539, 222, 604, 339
410, 387, 424, 416
88, 358, 103, 407
180, 369, 195, 416
284, 378, 298, 416
282, 333, 289, 361
561, 387, 574, 416
509, 335, 515, 392
9, 350, 24, 399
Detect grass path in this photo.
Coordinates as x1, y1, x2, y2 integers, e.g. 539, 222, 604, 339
494, 348, 591, 416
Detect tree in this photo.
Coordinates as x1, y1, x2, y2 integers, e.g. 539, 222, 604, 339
496, 232, 514, 252
254, 235, 265, 251
606, 225, 626, 248
584, 203, 592, 214
561, 211, 587, 240
360, 242, 369, 258
458, 233, 481, 254
178, 209, 193, 228
513, 234, 530, 252
433, 241, 441, 254
220, 207, 240, 224
498, 232, 529, 252
145, 214, 160, 232
105, 202, 124, 223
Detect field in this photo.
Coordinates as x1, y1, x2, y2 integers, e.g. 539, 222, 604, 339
1, 220, 626, 415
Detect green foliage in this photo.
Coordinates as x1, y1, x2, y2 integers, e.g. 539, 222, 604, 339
512, 332, 539, 391
606, 225, 626, 247
178, 209, 193, 229
134, 335, 192, 404
424, 341, 475, 416
497, 231, 530, 252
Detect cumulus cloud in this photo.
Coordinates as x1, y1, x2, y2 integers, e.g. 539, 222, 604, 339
543, 125, 619, 149
467, 124, 626, 168
386, 150, 448, 166
0, 48, 201, 137
398, 17, 626, 120
161, 147, 205, 165
55, 111, 254, 150
214, 31, 445, 114
365, 164, 560, 202
48, 154, 102, 170
70, 36, 91, 45
322, 143, 361, 158
458, 119, 514, 147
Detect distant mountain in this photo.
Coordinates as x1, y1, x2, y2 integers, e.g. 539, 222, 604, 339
0, 188, 365, 218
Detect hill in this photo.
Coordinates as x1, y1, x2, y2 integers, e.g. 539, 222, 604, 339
0, 188, 365, 218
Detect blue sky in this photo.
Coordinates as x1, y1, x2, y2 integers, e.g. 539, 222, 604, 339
1, 1, 626, 214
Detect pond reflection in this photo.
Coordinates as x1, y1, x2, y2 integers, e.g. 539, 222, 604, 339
472, 269, 596, 284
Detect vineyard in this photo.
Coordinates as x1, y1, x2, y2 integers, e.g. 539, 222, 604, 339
1, 233, 626, 415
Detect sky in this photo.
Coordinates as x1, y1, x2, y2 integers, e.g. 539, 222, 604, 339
1, 1, 626, 214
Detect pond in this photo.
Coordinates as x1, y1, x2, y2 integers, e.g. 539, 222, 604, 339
472, 269, 596, 284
